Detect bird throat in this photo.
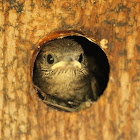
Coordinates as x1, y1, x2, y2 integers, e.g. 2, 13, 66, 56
42, 68, 92, 104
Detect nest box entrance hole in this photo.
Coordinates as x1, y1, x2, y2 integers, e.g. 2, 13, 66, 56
31, 33, 110, 112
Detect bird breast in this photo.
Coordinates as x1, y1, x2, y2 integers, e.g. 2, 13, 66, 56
42, 68, 91, 102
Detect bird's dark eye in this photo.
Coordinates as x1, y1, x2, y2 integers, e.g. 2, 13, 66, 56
78, 53, 83, 63
47, 54, 54, 64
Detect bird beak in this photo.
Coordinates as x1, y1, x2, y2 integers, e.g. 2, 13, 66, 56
51, 60, 81, 70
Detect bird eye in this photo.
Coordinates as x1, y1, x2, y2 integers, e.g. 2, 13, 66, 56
78, 53, 83, 63
47, 54, 54, 64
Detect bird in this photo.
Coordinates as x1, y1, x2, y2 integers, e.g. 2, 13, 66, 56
33, 38, 98, 111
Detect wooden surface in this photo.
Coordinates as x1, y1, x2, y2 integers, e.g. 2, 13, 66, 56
0, 0, 140, 140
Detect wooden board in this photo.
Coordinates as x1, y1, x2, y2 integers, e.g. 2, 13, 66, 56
0, 0, 140, 140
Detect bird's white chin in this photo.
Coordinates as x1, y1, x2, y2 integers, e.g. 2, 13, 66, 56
51, 60, 81, 70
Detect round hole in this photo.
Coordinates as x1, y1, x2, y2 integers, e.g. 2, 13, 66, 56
32, 35, 110, 112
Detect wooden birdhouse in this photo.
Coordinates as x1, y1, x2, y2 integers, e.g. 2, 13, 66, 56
0, 0, 140, 140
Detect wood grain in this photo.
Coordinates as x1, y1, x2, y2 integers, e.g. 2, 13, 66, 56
0, 0, 140, 140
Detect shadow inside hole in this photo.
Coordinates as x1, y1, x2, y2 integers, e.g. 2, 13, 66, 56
33, 35, 110, 111
64, 36, 110, 97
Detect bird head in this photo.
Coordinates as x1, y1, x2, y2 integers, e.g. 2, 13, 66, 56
35, 38, 89, 78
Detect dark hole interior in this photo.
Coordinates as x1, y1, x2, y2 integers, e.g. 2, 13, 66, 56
66, 36, 110, 97
33, 35, 110, 111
